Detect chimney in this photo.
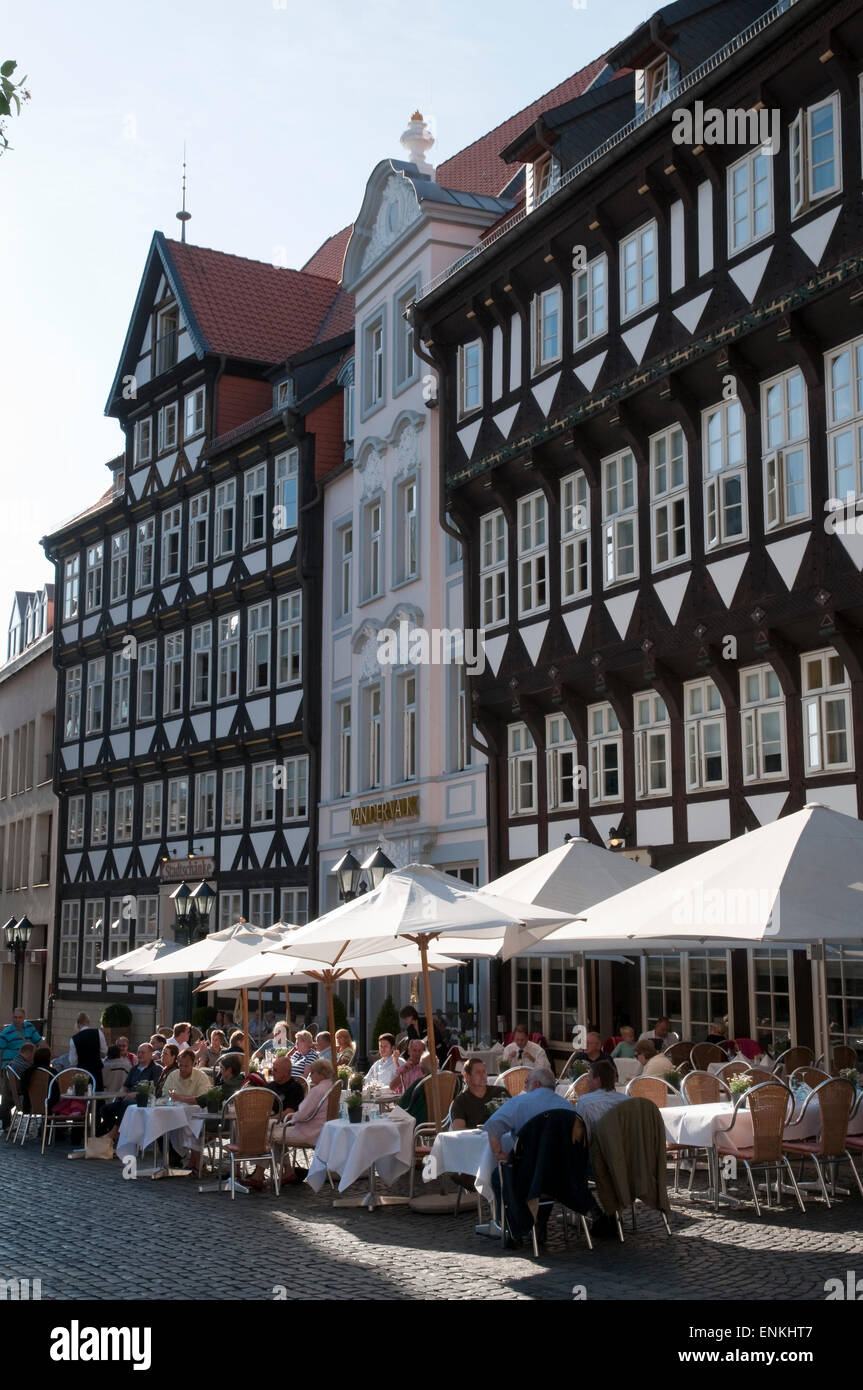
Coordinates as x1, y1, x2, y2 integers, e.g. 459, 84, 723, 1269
400, 111, 435, 180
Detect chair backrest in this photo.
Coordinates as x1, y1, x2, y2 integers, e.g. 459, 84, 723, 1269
591, 1097, 671, 1217
501, 1067, 531, 1096
775, 1046, 815, 1074
690, 1042, 725, 1070
558, 1051, 581, 1081
791, 1066, 830, 1088
565, 1073, 592, 1103
325, 1081, 343, 1122
809, 1078, 854, 1156
50, 1068, 95, 1104
232, 1087, 281, 1154
26, 1068, 53, 1115
420, 1070, 459, 1124
746, 1068, 774, 1085
718, 1060, 750, 1081
830, 1045, 857, 1073
747, 1082, 793, 1163
681, 1070, 728, 1105
626, 1076, 674, 1108
664, 1041, 693, 1067
5, 1070, 21, 1107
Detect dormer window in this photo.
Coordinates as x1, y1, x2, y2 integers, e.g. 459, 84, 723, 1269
530, 154, 557, 210
156, 306, 179, 374
276, 379, 295, 409
645, 56, 672, 114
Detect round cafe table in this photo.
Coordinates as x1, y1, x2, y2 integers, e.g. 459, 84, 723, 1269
117, 1101, 208, 1178
307, 1116, 415, 1209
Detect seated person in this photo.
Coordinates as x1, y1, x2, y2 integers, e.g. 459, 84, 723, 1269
217, 1053, 246, 1100
611, 1025, 638, 1059
635, 1040, 674, 1078
102, 1045, 132, 1094
227, 1030, 248, 1057
155, 1043, 180, 1097
390, 1038, 426, 1095
101, 1043, 162, 1139
163, 1049, 212, 1174
287, 1030, 318, 1078
706, 1019, 728, 1045
452, 1058, 505, 1129
252, 1020, 291, 1062
335, 1029, 355, 1067
267, 1054, 306, 1114
149, 1034, 166, 1062
242, 1059, 335, 1189
484, 1069, 575, 1248
396, 1054, 434, 1122
116, 1036, 137, 1067
364, 1033, 398, 1088
315, 1031, 333, 1062
574, 1060, 630, 1138
500, 1023, 550, 1073
570, 1031, 611, 1067
638, 1016, 675, 1051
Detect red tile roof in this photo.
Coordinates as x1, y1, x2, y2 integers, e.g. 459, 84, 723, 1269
436, 55, 608, 197
301, 225, 353, 282
165, 239, 353, 365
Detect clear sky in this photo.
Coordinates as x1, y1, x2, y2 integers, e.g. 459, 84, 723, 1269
0, 0, 650, 613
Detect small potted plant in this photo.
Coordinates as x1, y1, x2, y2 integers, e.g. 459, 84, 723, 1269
485, 1093, 508, 1116
840, 1067, 860, 1087
73, 1077, 88, 1098
203, 1086, 224, 1114
337, 1065, 352, 1086
565, 1060, 590, 1083
348, 1072, 364, 1095
728, 1073, 754, 1103
274, 1047, 289, 1058
664, 1069, 682, 1090
135, 1082, 152, 1108
346, 1091, 364, 1124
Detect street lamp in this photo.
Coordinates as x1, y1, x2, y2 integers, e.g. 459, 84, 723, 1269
3, 915, 34, 1010
170, 879, 216, 1020
361, 847, 396, 890
607, 822, 632, 851
331, 847, 396, 1068
331, 850, 362, 902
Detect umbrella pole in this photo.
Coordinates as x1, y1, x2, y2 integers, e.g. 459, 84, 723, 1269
326, 975, 338, 1081
241, 989, 250, 1073
257, 988, 262, 1044
417, 936, 442, 1127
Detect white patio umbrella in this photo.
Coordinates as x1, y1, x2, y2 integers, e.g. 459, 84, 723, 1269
486, 836, 656, 913
278, 864, 577, 1120
97, 938, 180, 979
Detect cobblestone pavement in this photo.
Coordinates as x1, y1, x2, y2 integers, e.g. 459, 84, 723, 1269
1, 1139, 861, 1300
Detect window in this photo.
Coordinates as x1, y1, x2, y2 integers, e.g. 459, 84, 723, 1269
161, 505, 182, 579
451, 663, 470, 773
703, 399, 747, 548
363, 315, 385, 412
281, 887, 309, 926
508, 723, 536, 815
110, 531, 128, 603
343, 366, 355, 446
588, 703, 622, 804
219, 892, 243, 930
825, 945, 863, 1043
276, 379, 294, 409
512, 956, 580, 1046
107, 895, 130, 960
60, 901, 80, 977
644, 56, 673, 114
84, 902, 105, 973
366, 684, 383, 790
685, 678, 727, 790
634, 692, 670, 797
214, 480, 236, 558
63, 555, 79, 622
137, 641, 156, 721
156, 306, 178, 373
458, 340, 482, 416
157, 402, 178, 453
644, 955, 683, 1040
247, 601, 271, 694
184, 387, 205, 441
189, 494, 209, 568
91, 791, 109, 846
749, 950, 794, 1054
275, 450, 299, 533
480, 509, 508, 628
573, 253, 607, 348
110, 653, 130, 729
546, 714, 579, 809
400, 673, 417, 783
243, 464, 267, 547
135, 417, 152, 465
620, 221, 658, 320
282, 755, 308, 820
142, 783, 162, 839
64, 666, 82, 741
650, 426, 689, 569
335, 523, 352, 619
112, 787, 133, 843
336, 700, 351, 798
802, 649, 852, 774
222, 767, 245, 828
218, 614, 240, 700
196, 772, 217, 832
395, 285, 417, 389
136, 518, 155, 591
277, 592, 301, 685
249, 889, 274, 925
739, 664, 783, 783
67, 796, 85, 848
167, 777, 188, 835
517, 492, 548, 616
762, 369, 809, 529
727, 148, 773, 255
602, 450, 638, 585
85, 543, 103, 612
191, 623, 211, 706
396, 477, 419, 583
825, 336, 863, 502
532, 287, 561, 371
790, 94, 841, 218
362, 499, 383, 600
163, 633, 184, 715
133, 895, 158, 942
532, 153, 557, 205
251, 764, 275, 825
86, 659, 105, 735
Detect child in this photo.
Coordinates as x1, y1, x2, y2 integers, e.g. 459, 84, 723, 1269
611, 1025, 638, 1059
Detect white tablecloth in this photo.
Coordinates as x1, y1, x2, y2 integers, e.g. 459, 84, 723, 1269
423, 1128, 497, 1201
457, 1047, 503, 1074
661, 1095, 860, 1153
116, 1102, 207, 1160
612, 1057, 642, 1084
307, 1117, 415, 1194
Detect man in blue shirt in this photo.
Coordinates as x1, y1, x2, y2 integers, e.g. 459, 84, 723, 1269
484, 1068, 574, 1246
0, 1009, 44, 1129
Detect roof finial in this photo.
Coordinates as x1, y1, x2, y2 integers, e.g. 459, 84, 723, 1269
400, 112, 435, 179
176, 144, 191, 243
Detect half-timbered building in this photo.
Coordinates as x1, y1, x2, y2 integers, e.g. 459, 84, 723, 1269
414, 0, 863, 1059
42, 233, 352, 1041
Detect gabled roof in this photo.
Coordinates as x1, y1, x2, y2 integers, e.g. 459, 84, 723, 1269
435, 54, 609, 197
301, 225, 353, 282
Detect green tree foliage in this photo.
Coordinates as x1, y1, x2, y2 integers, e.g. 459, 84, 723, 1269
371, 994, 400, 1044
0, 62, 30, 155
332, 993, 350, 1033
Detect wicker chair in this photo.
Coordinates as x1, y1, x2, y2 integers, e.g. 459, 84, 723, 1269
773, 1046, 815, 1077
500, 1067, 532, 1097
790, 1066, 830, 1089
783, 1078, 863, 1206
690, 1042, 726, 1070
4, 1070, 24, 1143
824, 1045, 858, 1074
16, 1067, 53, 1145
681, 1070, 730, 1105
664, 1042, 693, 1068
41, 1069, 96, 1153
274, 1080, 342, 1176
564, 1073, 592, 1103
717, 1060, 750, 1082
407, 1071, 460, 1198
625, 1076, 678, 1107
224, 1087, 282, 1199
746, 1068, 775, 1085
715, 1082, 805, 1216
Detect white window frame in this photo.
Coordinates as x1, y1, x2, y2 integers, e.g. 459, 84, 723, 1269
137, 641, 156, 722
167, 776, 188, 836
508, 723, 537, 816
396, 476, 419, 584
282, 755, 308, 820
277, 592, 301, 686
602, 449, 638, 586
196, 771, 217, 833
619, 220, 658, 321
217, 613, 240, 701
184, 387, 205, 441
633, 691, 671, 798
362, 498, 383, 601
650, 425, 689, 570
546, 714, 579, 810
59, 901, 80, 977
588, 702, 622, 805
142, 782, 162, 840
727, 147, 774, 256
84, 898, 104, 972
189, 493, 209, 569
63, 555, 79, 621
480, 509, 508, 629
801, 649, 853, 775
336, 700, 351, 798
363, 314, 385, 413
825, 335, 863, 503
110, 530, 129, 603
222, 767, 245, 828
335, 522, 352, 620
366, 684, 383, 791
136, 518, 155, 592
790, 93, 841, 219
114, 786, 134, 843
246, 601, 271, 695
280, 887, 309, 927
702, 399, 747, 550
85, 542, 103, 613
740, 665, 787, 784
219, 892, 243, 930
191, 622, 211, 707
399, 672, 417, 784
110, 653, 130, 729
86, 658, 105, 735
394, 284, 417, 392
91, 791, 109, 846
157, 402, 178, 454
163, 632, 184, 715
458, 340, 482, 417
249, 889, 274, 926
214, 479, 236, 558
64, 666, 81, 741
517, 491, 548, 617
531, 286, 562, 372
561, 470, 590, 602
684, 678, 728, 791
275, 449, 299, 533
573, 253, 607, 349
761, 368, 810, 531
251, 764, 275, 826
135, 418, 152, 465
243, 464, 267, 548
67, 796, 85, 848
161, 505, 182, 580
